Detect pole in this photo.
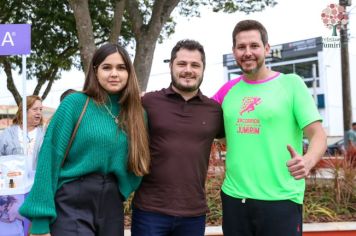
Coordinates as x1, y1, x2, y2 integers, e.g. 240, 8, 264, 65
22, 55, 27, 155
339, 0, 353, 133
312, 64, 318, 106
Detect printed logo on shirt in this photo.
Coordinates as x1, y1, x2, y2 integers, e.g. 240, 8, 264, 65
236, 118, 261, 134
236, 97, 262, 134
239, 97, 261, 115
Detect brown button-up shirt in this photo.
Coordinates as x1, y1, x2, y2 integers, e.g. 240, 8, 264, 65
133, 86, 224, 216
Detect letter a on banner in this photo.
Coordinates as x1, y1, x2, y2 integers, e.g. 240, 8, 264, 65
1, 32, 15, 46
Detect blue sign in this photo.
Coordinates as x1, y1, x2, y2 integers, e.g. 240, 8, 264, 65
0, 24, 31, 55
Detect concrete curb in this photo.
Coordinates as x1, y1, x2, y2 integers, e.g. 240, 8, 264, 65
303, 222, 356, 232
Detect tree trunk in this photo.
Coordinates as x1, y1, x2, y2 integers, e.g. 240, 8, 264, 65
126, 0, 180, 91
109, 0, 125, 44
134, 37, 157, 91
68, 0, 96, 74
1, 58, 21, 105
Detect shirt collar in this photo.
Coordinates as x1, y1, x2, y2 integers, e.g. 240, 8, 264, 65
163, 84, 204, 101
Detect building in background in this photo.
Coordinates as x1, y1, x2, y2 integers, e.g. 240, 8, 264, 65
222, 36, 356, 138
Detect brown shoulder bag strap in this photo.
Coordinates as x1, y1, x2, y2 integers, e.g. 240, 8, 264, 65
61, 97, 90, 167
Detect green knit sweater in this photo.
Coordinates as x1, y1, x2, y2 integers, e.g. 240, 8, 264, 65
19, 93, 142, 234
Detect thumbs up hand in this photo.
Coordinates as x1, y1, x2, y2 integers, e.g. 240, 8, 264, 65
286, 145, 308, 180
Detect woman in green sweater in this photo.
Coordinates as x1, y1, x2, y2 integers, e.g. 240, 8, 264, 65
19, 43, 150, 236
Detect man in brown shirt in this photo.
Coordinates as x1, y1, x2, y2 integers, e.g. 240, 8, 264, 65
131, 39, 224, 236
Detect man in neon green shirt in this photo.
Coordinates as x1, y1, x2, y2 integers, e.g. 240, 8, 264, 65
213, 20, 327, 236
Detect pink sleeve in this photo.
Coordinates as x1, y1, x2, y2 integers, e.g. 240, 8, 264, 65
212, 77, 242, 105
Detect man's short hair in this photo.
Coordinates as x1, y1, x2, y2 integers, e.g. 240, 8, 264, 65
232, 19, 268, 47
170, 39, 206, 69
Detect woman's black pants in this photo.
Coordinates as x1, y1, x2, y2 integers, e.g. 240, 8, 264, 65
50, 173, 124, 236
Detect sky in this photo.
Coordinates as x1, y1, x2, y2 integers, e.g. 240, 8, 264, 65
1, 0, 355, 108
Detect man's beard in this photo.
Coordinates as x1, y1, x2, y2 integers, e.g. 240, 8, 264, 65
238, 58, 265, 75
171, 72, 203, 92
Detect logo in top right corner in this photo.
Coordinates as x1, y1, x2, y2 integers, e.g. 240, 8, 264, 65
321, 3, 348, 36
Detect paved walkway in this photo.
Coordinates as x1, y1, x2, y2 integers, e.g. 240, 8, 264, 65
124, 222, 356, 236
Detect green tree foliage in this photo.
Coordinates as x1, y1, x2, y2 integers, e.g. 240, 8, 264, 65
0, 1, 79, 104
209, 0, 277, 13
0, 0, 277, 104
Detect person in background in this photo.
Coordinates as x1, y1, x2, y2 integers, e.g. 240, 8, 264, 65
19, 43, 150, 236
131, 39, 224, 236
59, 89, 77, 102
0, 95, 45, 170
212, 20, 327, 236
344, 122, 356, 151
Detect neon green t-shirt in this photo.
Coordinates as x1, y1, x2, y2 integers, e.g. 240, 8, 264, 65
213, 73, 321, 204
